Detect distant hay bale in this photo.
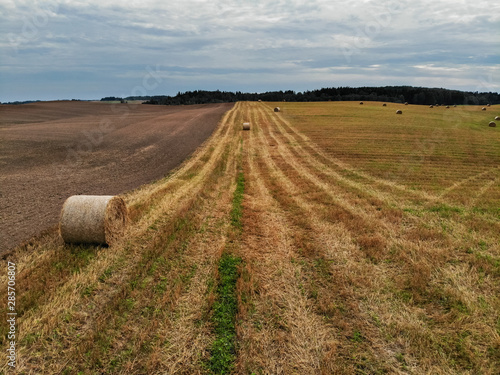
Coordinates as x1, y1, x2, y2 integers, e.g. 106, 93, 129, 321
258, 99, 262, 102
242, 122, 251, 130
274, 107, 280, 112
404, 102, 408, 105
429, 105, 434, 108
454, 105, 457, 107
436, 104, 440, 107
482, 107, 486, 111
396, 110, 403, 114
487, 104, 491, 107
446, 105, 450, 108
382, 103, 387, 106
489, 121, 497, 127
359, 101, 364, 105
60, 195, 128, 246
495, 116, 500, 121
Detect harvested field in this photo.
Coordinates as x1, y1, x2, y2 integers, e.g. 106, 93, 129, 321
0, 101, 233, 253
1, 101, 499, 374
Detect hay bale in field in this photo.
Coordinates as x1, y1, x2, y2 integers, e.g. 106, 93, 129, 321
489, 121, 497, 127
454, 105, 457, 107
359, 101, 364, 105
396, 110, 403, 114
274, 107, 280, 112
446, 105, 450, 108
495, 116, 500, 121
242, 122, 251, 130
482, 107, 487, 111
60, 195, 128, 245
404, 102, 408, 105
487, 104, 491, 107
429, 105, 434, 108
382, 103, 387, 106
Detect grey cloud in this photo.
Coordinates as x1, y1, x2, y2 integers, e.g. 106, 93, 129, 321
0, 0, 498, 102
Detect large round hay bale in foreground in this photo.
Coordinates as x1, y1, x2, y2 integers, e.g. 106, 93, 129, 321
495, 116, 500, 121
489, 121, 497, 127
274, 107, 280, 112
242, 122, 251, 130
60, 195, 128, 245
396, 110, 403, 114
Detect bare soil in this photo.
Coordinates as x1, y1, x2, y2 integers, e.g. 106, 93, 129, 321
0, 101, 233, 254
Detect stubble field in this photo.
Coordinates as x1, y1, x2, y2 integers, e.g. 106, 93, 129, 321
1, 101, 499, 374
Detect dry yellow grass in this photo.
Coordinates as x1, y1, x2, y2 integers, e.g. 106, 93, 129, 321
234, 101, 499, 374
1, 101, 499, 374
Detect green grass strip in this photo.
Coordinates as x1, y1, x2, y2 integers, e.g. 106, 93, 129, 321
209, 169, 245, 373
230, 171, 245, 229
209, 253, 242, 374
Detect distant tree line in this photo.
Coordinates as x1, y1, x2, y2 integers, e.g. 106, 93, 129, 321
135, 86, 500, 106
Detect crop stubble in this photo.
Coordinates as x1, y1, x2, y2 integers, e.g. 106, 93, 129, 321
0, 101, 498, 374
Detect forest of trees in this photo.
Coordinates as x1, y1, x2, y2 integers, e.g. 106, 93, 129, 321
131, 86, 500, 106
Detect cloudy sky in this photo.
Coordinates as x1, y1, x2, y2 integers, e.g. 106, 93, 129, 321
0, 0, 499, 102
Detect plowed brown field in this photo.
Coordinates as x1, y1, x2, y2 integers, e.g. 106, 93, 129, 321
0, 101, 233, 254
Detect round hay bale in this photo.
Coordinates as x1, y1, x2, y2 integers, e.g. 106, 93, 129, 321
446, 105, 450, 108
489, 121, 497, 127
382, 103, 387, 106
396, 110, 403, 114
429, 105, 434, 108
487, 104, 491, 107
495, 116, 500, 121
242, 122, 251, 130
359, 101, 364, 105
482, 107, 486, 111
404, 102, 408, 105
274, 107, 280, 112
454, 105, 457, 107
60, 195, 128, 245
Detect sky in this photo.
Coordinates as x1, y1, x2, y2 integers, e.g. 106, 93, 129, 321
0, 0, 499, 102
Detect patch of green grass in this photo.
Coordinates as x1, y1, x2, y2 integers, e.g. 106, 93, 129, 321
81, 283, 96, 298
351, 330, 364, 343
209, 253, 242, 374
427, 204, 464, 217
98, 267, 113, 283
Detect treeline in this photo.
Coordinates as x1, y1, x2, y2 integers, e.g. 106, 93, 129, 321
101, 86, 500, 106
